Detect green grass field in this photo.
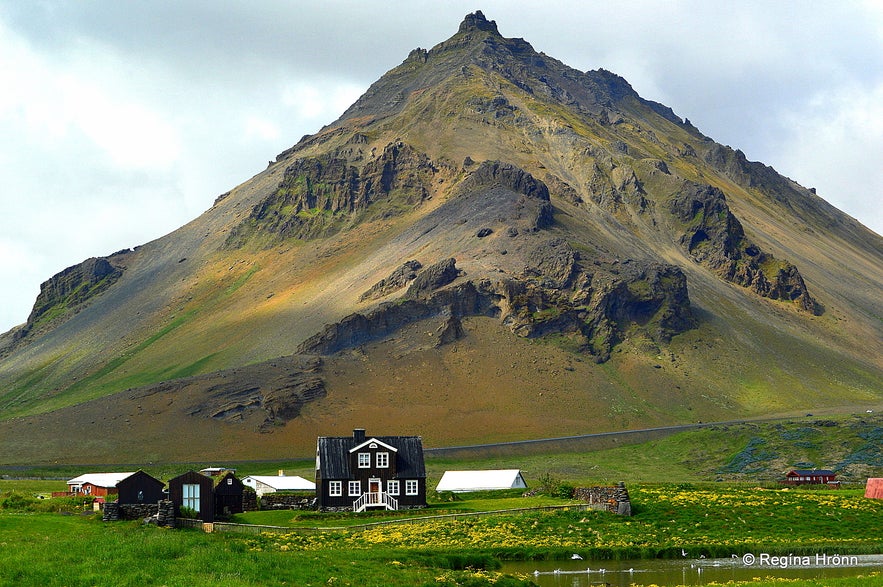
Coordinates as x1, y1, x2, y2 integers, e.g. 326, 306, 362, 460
2, 482, 882, 586
2, 416, 883, 586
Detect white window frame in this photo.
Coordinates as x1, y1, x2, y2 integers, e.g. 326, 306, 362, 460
348, 480, 362, 497
376, 452, 389, 468
183, 483, 200, 511
328, 480, 342, 497
387, 480, 400, 496
405, 479, 419, 496
357, 452, 371, 468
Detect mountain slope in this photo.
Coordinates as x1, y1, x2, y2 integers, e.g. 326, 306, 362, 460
0, 11, 881, 464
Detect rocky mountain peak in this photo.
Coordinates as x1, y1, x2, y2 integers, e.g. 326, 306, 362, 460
458, 10, 500, 35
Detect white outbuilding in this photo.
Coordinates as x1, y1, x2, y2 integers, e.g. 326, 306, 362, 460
435, 469, 528, 493
242, 473, 315, 497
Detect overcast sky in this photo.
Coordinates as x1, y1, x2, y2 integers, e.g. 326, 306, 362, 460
1, 1, 881, 333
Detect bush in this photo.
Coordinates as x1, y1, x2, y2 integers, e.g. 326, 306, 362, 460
0, 492, 38, 511
178, 506, 199, 519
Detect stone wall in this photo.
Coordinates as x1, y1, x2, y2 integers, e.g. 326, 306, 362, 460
242, 490, 258, 512
103, 500, 176, 526
572, 482, 631, 516
260, 493, 316, 510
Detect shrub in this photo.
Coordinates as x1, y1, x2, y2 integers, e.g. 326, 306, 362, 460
178, 506, 199, 519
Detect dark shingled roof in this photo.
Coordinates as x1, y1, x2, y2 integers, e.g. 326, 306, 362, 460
317, 433, 426, 480
790, 469, 835, 476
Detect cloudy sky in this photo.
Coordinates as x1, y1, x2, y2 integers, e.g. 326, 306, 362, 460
1, 1, 881, 333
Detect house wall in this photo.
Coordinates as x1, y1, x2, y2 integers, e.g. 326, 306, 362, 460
213, 472, 245, 516
168, 471, 215, 522
78, 482, 118, 498
116, 471, 164, 505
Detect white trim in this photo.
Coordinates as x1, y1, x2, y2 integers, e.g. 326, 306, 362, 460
348, 438, 398, 454
357, 452, 371, 468
329, 480, 342, 497
387, 480, 400, 496
376, 452, 389, 468
405, 479, 419, 496
348, 480, 362, 497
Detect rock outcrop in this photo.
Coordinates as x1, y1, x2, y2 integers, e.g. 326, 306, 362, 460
6, 252, 130, 350
669, 182, 821, 314
300, 253, 694, 363
227, 142, 446, 245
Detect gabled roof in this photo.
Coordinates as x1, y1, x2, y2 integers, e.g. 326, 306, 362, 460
67, 472, 135, 488
436, 469, 527, 492
317, 432, 425, 479
349, 437, 399, 454
788, 469, 836, 476
243, 475, 316, 491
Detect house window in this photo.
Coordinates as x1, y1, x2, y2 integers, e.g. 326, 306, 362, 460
405, 480, 419, 496
348, 480, 362, 496
376, 452, 389, 468
329, 481, 342, 497
387, 480, 400, 496
182, 483, 200, 511
358, 452, 371, 468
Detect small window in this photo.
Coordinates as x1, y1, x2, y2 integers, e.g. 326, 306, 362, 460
358, 452, 371, 468
328, 481, 342, 497
348, 480, 362, 496
387, 480, 400, 496
376, 452, 389, 468
405, 479, 419, 496
227, 478, 233, 485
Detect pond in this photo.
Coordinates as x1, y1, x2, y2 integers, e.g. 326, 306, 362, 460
503, 554, 883, 586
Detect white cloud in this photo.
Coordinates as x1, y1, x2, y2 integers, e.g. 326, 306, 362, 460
775, 81, 883, 231
282, 80, 364, 123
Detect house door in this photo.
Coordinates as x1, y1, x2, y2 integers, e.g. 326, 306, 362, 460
369, 479, 381, 504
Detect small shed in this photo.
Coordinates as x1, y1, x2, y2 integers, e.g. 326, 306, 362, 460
116, 470, 165, 505
865, 478, 883, 498
168, 470, 215, 522
436, 469, 528, 493
213, 471, 245, 517
243, 474, 316, 497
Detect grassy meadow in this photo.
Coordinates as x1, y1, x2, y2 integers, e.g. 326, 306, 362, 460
2, 482, 882, 586
2, 416, 883, 586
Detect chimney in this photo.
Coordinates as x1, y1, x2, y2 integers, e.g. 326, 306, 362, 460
353, 428, 366, 444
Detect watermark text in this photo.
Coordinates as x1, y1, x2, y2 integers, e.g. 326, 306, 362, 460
741, 553, 859, 569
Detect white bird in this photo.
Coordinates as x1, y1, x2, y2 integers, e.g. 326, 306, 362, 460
571, 553, 583, 560
681, 549, 688, 557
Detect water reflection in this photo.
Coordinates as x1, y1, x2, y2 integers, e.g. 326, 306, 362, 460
503, 554, 883, 586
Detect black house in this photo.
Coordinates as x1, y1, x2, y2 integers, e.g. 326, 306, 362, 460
213, 470, 245, 516
116, 470, 165, 505
168, 470, 216, 522
316, 428, 426, 511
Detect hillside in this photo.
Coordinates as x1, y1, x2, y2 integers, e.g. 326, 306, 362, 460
0, 11, 881, 464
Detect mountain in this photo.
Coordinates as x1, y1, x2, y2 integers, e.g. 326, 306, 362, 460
1, 11, 881, 465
